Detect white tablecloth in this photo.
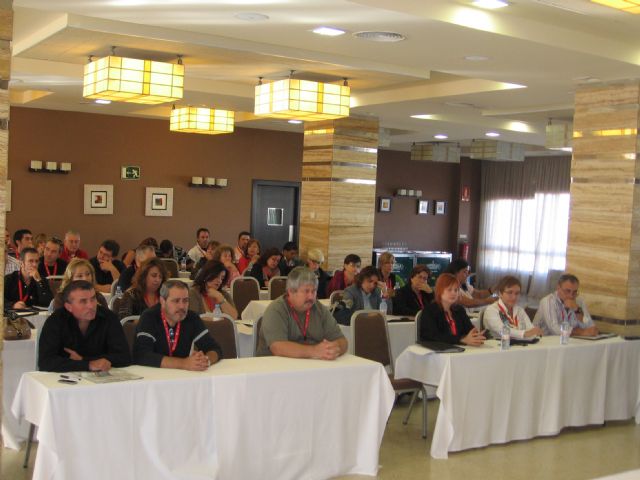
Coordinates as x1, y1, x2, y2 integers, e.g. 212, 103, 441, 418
395, 336, 640, 459
12, 355, 395, 480
2, 334, 37, 449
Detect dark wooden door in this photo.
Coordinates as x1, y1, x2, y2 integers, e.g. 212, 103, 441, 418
251, 180, 300, 251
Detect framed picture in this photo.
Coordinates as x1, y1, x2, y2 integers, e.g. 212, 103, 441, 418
435, 200, 447, 215
417, 199, 429, 215
84, 184, 113, 215
379, 197, 392, 212
145, 187, 173, 217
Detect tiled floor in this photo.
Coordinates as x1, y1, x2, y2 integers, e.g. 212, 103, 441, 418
3, 398, 640, 479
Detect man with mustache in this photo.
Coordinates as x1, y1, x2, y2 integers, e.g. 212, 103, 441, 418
134, 279, 222, 370
256, 267, 347, 360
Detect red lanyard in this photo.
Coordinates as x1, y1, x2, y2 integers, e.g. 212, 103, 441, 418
445, 311, 457, 336
144, 293, 158, 308
498, 302, 518, 327
203, 294, 216, 312
386, 277, 393, 290
415, 291, 424, 310
17, 279, 29, 302
287, 298, 311, 341
161, 310, 181, 356
44, 263, 57, 276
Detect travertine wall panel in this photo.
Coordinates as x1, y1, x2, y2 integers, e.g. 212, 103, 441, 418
299, 116, 378, 271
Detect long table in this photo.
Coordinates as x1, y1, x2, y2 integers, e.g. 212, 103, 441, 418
12, 355, 395, 480
395, 336, 640, 459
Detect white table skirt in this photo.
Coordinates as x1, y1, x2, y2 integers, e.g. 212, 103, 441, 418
12, 355, 395, 480
395, 336, 640, 459
2, 334, 37, 449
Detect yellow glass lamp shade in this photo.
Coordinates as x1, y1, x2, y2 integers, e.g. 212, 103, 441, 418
170, 106, 235, 135
83, 56, 184, 104
254, 79, 350, 121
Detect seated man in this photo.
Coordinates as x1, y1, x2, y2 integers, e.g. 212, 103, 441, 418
4, 247, 53, 309
134, 280, 222, 370
234, 231, 251, 263
187, 227, 210, 265
6, 229, 32, 275
278, 241, 302, 276
257, 267, 348, 359
534, 273, 599, 337
117, 244, 156, 291
334, 266, 391, 326
38, 280, 131, 372
90, 239, 125, 293
59, 230, 89, 262
38, 236, 68, 278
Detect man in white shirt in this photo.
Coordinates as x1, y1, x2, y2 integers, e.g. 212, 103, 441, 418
187, 228, 210, 265
534, 273, 599, 337
234, 231, 251, 263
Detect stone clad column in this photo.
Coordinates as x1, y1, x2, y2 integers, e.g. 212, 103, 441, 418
299, 117, 378, 272
568, 80, 640, 335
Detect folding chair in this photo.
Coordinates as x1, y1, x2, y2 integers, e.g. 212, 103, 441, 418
268, 276, 288, 300
231, 276, 260, 319
201, 313, 239, 359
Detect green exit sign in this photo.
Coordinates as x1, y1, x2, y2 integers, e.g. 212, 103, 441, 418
121, 166, 141, 180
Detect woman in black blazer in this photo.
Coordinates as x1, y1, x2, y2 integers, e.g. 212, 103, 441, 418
393, 265, 434, 316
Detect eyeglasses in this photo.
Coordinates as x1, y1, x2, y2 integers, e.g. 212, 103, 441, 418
561, 288, 578, 296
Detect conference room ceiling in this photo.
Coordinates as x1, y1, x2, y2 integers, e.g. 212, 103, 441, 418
9, 0, 640, 152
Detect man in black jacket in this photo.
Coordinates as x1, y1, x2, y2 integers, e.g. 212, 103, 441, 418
4, 247, 53, 309
38, 280, 131, 372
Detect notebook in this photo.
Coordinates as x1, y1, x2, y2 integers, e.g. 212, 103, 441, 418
572, 332, 617, 341
417, 340, 465, 353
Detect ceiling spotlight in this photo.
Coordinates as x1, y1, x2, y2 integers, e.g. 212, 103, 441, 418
234, 12, 270, 21
288, 119, 303, 124
95, 99, 111, 105
485, 131, 501, 137
434, 134, 448, 140
411, 114, 434, 120
312, 26, 346, 37
472, 0, 509, 9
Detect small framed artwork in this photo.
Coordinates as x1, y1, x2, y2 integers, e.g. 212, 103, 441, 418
435, 200, 447, 215
417, 199, 429, 215
84, 184, 113, 215
461, 185, 471, 202
145, 187, 173, 217
379, 197, 392, 213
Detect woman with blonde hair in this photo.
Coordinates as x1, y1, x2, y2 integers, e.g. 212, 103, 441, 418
50, 258, 108, 311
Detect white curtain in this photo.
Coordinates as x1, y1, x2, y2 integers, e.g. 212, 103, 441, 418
477, 157, 571, 298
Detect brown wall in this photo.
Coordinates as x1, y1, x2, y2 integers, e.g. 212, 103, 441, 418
7, 107, 478, 262
7, 107, 302, 255
374, 149, 471, 255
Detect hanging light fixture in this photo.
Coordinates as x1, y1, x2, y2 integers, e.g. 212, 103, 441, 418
83, 48, 184, 104
169, 105, 234, 135
254, 72, 350, 121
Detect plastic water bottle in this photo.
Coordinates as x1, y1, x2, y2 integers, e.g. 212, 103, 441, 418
213, 303, 223, 319
115, 285, 123, 298
379, 298, 388, 315
500, 323, 510, 351
560, 320, 570, 345
180, 256, 187, 272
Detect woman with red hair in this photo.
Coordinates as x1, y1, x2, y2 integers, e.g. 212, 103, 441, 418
420, 273, 486, 346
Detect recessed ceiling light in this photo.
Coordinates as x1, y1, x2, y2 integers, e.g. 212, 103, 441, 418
485, 131, 501, 137
464, 55, 489, 61
411, 114, 433, 120
434, 134, 448, 139
353, 31, 406, 42
312, 26, 346, 37
234, 12, 270, 21
472, 0, 509, 9
287, 120, 303, 124
94, 99, 111, 105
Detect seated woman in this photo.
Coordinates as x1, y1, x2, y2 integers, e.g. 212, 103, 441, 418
247, 247, 282, 289
305, 248, 330, 299
420, 273, 486, 346
211, 244, 241, 288
326, 254, 361, 297
50, 258, 108, 311
483, 275, 544, 339
117, 258, 167, 319
190, 240, 221, 280
444, 259, 496, 308
393, 265, 434, 316
188, 260, 238, 318
334, 266, 391, 325
377, 251, 405, 293
238, 238, 261, 274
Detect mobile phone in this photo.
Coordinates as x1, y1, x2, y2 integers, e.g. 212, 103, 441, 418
58, 379, 77, 385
